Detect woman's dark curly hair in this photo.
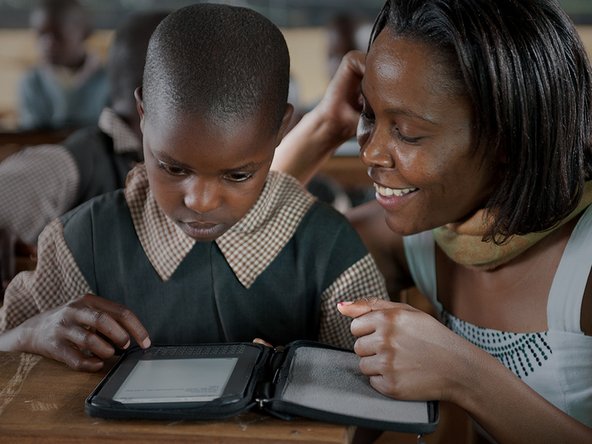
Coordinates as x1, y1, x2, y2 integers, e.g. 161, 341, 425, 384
369, 0, 592, 242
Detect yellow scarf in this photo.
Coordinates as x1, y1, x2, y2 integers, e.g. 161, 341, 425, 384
433, 182, 592, 270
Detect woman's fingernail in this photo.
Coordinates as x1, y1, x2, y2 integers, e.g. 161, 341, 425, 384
338, 301, 354, 306
123, 340, 130, 349
142, 338, 151, 348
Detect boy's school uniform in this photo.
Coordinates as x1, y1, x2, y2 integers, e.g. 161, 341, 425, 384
1, 166, 388, 349
0, 108, 142, 244
18, 53, 109, 130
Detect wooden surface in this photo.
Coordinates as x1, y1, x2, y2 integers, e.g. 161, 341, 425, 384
0, 129, 72, 162
0, 352, 355, 444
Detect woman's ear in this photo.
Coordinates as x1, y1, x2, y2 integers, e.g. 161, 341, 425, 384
134, 87, 145, 132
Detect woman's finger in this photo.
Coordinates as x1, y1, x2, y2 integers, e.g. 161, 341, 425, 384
358, 354, 383, 377
338, 297, 402, 319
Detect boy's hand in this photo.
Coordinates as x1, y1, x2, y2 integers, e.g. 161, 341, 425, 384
17, 294, 151, 372
252, 338, 273, 347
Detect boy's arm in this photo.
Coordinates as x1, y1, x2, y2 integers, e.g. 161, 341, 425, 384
318, 254, 388, 350
0, 146, 79, 244
0, 219, 88, 332
0, 219, 150, 371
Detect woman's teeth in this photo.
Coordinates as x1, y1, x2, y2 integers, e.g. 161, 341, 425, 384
374, 184, 418, 197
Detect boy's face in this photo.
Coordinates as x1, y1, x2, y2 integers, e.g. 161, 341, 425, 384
138, 96, 292, 242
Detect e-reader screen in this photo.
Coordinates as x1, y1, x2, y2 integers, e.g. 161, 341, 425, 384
86, 343, 265, 419
113, 357, 238, 403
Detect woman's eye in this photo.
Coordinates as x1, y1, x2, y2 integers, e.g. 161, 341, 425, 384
396, 128, 422, 144
225, 172, 253, 183
158, 161, 186, 176
360, 108, 375, 122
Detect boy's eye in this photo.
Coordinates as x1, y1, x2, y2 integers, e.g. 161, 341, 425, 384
157, 161, 186, 176
224, 172, 253, 183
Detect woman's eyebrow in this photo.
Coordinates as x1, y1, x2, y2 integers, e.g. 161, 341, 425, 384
360, 88, 437, 125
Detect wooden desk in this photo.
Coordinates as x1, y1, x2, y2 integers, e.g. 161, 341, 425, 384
0, 352, 355, 443
0, 129, 72, 162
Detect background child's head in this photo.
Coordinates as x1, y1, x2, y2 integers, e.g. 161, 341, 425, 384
136, 3, 293, 242
106, 11, 169, 139
30, 0, 91, 69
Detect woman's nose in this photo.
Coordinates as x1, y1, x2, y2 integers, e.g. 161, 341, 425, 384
183, 177, 220, 214
358, 124, 393, 168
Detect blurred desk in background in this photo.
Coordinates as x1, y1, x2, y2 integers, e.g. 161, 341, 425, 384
0, 129, 73, 162
319, 140, 372, 206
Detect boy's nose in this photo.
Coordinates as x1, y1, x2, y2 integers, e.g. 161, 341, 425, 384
183, 178, 220, 214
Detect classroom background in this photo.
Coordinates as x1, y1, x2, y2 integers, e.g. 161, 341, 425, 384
0, 0, 591, 130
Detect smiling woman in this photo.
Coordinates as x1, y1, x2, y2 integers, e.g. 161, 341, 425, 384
272, 0, 592, 442
357, 35, 489, 236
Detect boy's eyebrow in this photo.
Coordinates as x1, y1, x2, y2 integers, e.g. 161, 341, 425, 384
360, 88, 437, 125
154, 151, 193, 170
220, 161, 263, 173
154, 150, 264, 172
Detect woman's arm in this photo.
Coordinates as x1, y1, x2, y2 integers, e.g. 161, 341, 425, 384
338, 299, 592, 444
272, 50, 365, 184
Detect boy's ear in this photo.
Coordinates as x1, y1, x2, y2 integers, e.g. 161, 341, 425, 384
134, 87, 145, 132
276, 104, 294, 143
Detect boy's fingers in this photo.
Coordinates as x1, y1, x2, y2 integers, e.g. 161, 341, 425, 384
109, 307, 151, 349
72, 305, 131, 350
80, 294, 151, 349
57, 346, 104, 372
65, 325, 116, 359
337, 298, 399, 318
252, 338, 273, 347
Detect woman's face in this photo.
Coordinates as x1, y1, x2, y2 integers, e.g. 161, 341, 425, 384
358, 30, 495, 235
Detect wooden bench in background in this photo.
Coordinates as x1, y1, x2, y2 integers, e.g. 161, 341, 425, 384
0, 128, 73, 162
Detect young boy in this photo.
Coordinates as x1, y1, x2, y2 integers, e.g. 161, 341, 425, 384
18, 0, 108, 130
0, 3, 387, 372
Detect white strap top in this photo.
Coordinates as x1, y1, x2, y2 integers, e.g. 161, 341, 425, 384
548, 204, 592, 332
403, 204, 592, 426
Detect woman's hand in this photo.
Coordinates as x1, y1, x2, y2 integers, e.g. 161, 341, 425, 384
14, 293, 150, 371
314, 49, 366, 144
338, 298, 474, 403
272, 50, 366, 184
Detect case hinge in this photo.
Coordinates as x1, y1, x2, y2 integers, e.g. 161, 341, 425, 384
254, 397, 270, 409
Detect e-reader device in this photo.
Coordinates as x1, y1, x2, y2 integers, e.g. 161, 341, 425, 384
86, 341, 438, 434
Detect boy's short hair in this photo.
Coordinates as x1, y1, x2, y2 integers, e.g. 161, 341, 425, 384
143, 3, 290, 132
